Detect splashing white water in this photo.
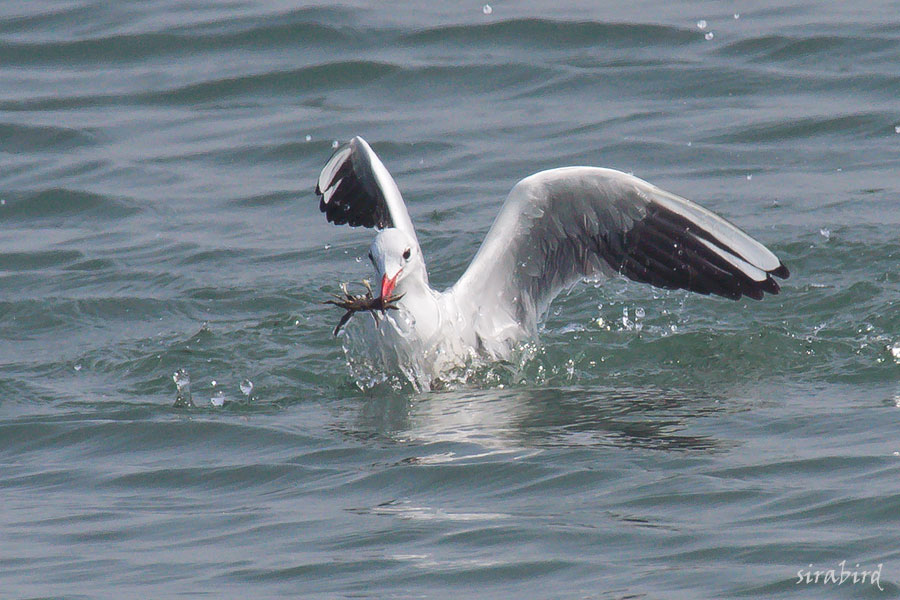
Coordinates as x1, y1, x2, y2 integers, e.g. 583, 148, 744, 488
339, 314, 539, 392
173, 368, 192, 407
210, 390, 225, 407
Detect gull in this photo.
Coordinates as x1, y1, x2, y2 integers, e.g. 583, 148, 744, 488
316, 137, 788, 386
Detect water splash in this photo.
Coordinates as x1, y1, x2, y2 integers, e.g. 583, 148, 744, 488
340, 314, 540, 392
482, 4, 492, 15
210, 390, 225, 407
173, 368, 193, 408
240, 379, 254, 397
696, 20, 708, 30
704, 32, 715, 41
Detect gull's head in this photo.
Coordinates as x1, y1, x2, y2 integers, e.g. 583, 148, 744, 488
368, 228, 424, 299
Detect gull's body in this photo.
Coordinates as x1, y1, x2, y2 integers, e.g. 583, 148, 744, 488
316, 137, 789, 387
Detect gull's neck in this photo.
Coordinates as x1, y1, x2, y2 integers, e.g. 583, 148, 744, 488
392, 269, 443, 342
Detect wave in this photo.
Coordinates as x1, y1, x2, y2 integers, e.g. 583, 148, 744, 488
1, 188, 140, 221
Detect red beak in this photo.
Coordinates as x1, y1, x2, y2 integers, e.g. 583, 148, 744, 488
381, 270, 401, 299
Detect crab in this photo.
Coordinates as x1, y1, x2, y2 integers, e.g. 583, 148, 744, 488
324, 279, 404, 336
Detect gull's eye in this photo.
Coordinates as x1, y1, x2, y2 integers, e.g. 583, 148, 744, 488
402, 248, 411, 260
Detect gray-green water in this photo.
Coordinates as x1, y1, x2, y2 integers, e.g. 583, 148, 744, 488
2, 2, 899, 598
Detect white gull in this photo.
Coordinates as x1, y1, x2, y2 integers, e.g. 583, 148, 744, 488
316, 136, 789, 388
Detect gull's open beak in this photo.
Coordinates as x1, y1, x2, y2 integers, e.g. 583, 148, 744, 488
380, 270, 401, 299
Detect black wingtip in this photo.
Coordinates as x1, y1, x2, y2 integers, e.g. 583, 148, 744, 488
759, 275, 781, 295
313, 138, 393, 230
772, 263, 790, 279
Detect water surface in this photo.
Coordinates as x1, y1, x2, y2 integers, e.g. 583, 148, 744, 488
1, 1, 899, 598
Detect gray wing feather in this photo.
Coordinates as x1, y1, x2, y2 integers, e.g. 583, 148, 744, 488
452, 167, 789, 333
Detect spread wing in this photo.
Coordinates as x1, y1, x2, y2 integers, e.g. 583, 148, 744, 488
315, 136, 418, 243
452, 167, 789, 335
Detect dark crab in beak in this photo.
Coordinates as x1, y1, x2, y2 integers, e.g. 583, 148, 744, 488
324, 279, 404, 336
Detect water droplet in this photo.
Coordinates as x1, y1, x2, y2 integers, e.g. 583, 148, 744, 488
635, 307, 645, 319
746, 174, 753, 180
733, 13, 740, 19
894, 125, 900, 134
482, 4, 492, 14
687, 141, 692, 146
173, 369, 189, 389
355, 256, 362, 263
819, 228, 831, 240
210, 390, 225, 407
73, 364, 82, 371
704, 31, 714, 40
696, 19, 708, 30
240, 379, 254, 396
331, 140, 339, 148
890, 342, 900, 362
173, 368, 193, 407
305, 134, 312, 141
